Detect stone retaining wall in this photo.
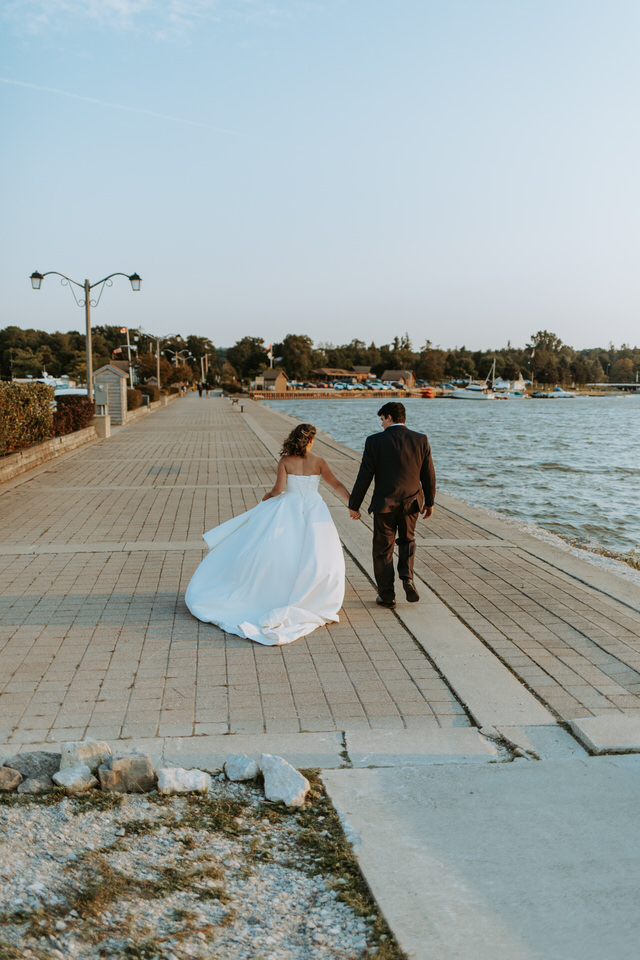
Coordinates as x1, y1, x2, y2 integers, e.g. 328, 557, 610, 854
0, 426, 98, 484
0, 392, 182, 485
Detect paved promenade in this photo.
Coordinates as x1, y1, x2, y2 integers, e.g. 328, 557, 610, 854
2, 393, 640, 959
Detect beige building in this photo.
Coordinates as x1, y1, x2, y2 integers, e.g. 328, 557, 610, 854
253, 369, 289, 392
381, 369, 415, 388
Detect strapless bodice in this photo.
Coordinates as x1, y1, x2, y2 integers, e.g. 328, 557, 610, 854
285, 474, 321, 497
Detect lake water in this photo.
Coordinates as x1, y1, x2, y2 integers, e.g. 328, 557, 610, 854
266, 396, 640, 561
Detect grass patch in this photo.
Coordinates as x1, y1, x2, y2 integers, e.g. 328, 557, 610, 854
294, 771, 409, 960
119, 819, 162, 837
122, 938, 170, 959
169, 795, 250, 838
0, 945, 24, 960
70, 792, 123, 815
0, 788, 67, 809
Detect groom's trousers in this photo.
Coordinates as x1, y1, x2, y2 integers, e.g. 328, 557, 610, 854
372, 505, 418, 602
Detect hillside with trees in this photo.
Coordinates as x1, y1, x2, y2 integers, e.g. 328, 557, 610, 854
1, 325, 638, 387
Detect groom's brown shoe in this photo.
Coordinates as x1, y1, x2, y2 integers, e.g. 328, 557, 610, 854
376, 595, 396, 609
402, 579, 420, 602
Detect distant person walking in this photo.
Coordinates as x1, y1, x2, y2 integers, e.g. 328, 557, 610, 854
197, 382, 203, 397
348, 402, 435, 609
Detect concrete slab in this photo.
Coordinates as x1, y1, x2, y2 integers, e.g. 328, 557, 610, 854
344, 727, 502, 767
492, 723, 588, 759
570, 714, 640, 754
159, 732, 346, 770
397, 601, 555, 728
323, 757, 640, 960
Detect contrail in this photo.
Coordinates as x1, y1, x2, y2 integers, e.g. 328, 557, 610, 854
0, 77, 247, 136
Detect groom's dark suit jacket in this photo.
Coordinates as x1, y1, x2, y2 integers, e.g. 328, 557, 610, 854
348, 425, 436, 515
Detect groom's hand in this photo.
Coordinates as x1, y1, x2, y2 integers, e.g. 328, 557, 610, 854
421, 505, 434, 519
349, 508, 361, 520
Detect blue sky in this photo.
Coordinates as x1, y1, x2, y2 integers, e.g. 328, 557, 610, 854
2, 0, 639, 351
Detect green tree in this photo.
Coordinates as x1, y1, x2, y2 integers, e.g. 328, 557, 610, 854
135, 351, 174, 385
226, 337, 266, 380
611, 357, 634, 382
277, 334, 314, 379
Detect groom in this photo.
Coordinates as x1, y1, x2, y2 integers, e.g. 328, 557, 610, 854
348, 402, 435, 608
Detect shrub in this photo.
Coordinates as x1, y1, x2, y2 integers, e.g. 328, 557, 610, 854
127, 389, 143, 411
140, 385, 160, 402
221, 381, 244, 394
53, 395, 96, 436
168, 385, 181, 395
0, 382, 54, 455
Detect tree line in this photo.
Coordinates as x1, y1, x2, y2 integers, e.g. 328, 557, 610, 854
1, 325, 639, 386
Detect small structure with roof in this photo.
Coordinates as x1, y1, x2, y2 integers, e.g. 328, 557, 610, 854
93, 364, 128, 424
253, 368, 288, 392
311, 367, 356, 383
351, 366, 373, 381
381, 370, 416, 388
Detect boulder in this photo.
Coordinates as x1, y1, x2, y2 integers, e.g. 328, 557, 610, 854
157, 767, 212, 795
224, 754, 259, 782
0, 766, 22, 791
2, 751, 60, 779
260, 754, 310, 807
17, 775, 53, 795
60, 739, 111, 773
52, 764, 98, 794
98, 754, 156, 794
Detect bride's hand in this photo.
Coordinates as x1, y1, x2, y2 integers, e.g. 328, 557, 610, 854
349, 508, 360, 520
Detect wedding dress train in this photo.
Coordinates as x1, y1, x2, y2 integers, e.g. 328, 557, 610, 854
185, 474, 345, 645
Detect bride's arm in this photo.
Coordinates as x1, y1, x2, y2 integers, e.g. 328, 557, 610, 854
319, 458, 355, 508
262, 458, 288, 500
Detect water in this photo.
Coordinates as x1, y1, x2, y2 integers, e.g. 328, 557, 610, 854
266, 395, 640, 559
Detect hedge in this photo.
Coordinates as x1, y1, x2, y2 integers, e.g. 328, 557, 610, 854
127, 388, 143, 411
139, 384, 160, 402
53, 395, 96, 437
0, 382, 55, 455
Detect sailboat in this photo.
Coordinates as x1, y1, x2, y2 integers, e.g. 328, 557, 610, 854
450, 359, 496, 400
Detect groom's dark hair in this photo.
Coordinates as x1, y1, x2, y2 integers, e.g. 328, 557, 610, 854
378, 402, 406, 423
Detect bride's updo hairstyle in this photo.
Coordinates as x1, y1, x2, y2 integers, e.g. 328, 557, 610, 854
280, 423, 316, 458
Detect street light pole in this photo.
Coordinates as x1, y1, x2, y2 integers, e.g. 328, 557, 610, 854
30, 270, 141, 402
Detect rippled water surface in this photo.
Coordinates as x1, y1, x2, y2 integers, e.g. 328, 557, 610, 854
266, 396, 640, 556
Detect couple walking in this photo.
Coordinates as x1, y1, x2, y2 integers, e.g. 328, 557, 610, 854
185, 402, 435, 645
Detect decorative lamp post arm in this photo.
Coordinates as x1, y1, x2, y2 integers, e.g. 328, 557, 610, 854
30, 270, 142, 402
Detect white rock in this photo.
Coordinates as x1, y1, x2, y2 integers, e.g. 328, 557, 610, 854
224, 754, 259, 782
53, 763, 98, 793
157, 767, 212, 795
60, 739, 112, 773
260, 754, 310, 807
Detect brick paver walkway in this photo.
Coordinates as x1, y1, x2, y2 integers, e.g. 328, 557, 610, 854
0, 396, 466, 748
1, 394, 639, 754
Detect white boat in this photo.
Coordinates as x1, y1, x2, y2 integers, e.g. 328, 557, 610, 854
450, 359, 496, 400
532, 386, 576, 399
450, 382, 495, 400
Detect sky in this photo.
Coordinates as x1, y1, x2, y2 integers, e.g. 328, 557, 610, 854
1, 0, 639, 353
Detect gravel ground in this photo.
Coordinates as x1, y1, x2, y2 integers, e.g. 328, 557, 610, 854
0, 772, 404, 960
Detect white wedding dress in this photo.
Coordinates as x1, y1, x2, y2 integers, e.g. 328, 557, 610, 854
185, 474, 346, 645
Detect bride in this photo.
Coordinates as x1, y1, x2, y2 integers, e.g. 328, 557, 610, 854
185, 423, 358, 645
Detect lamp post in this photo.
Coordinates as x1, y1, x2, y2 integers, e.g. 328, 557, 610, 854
30, 270, 141, 402
166, 348, 192, 367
